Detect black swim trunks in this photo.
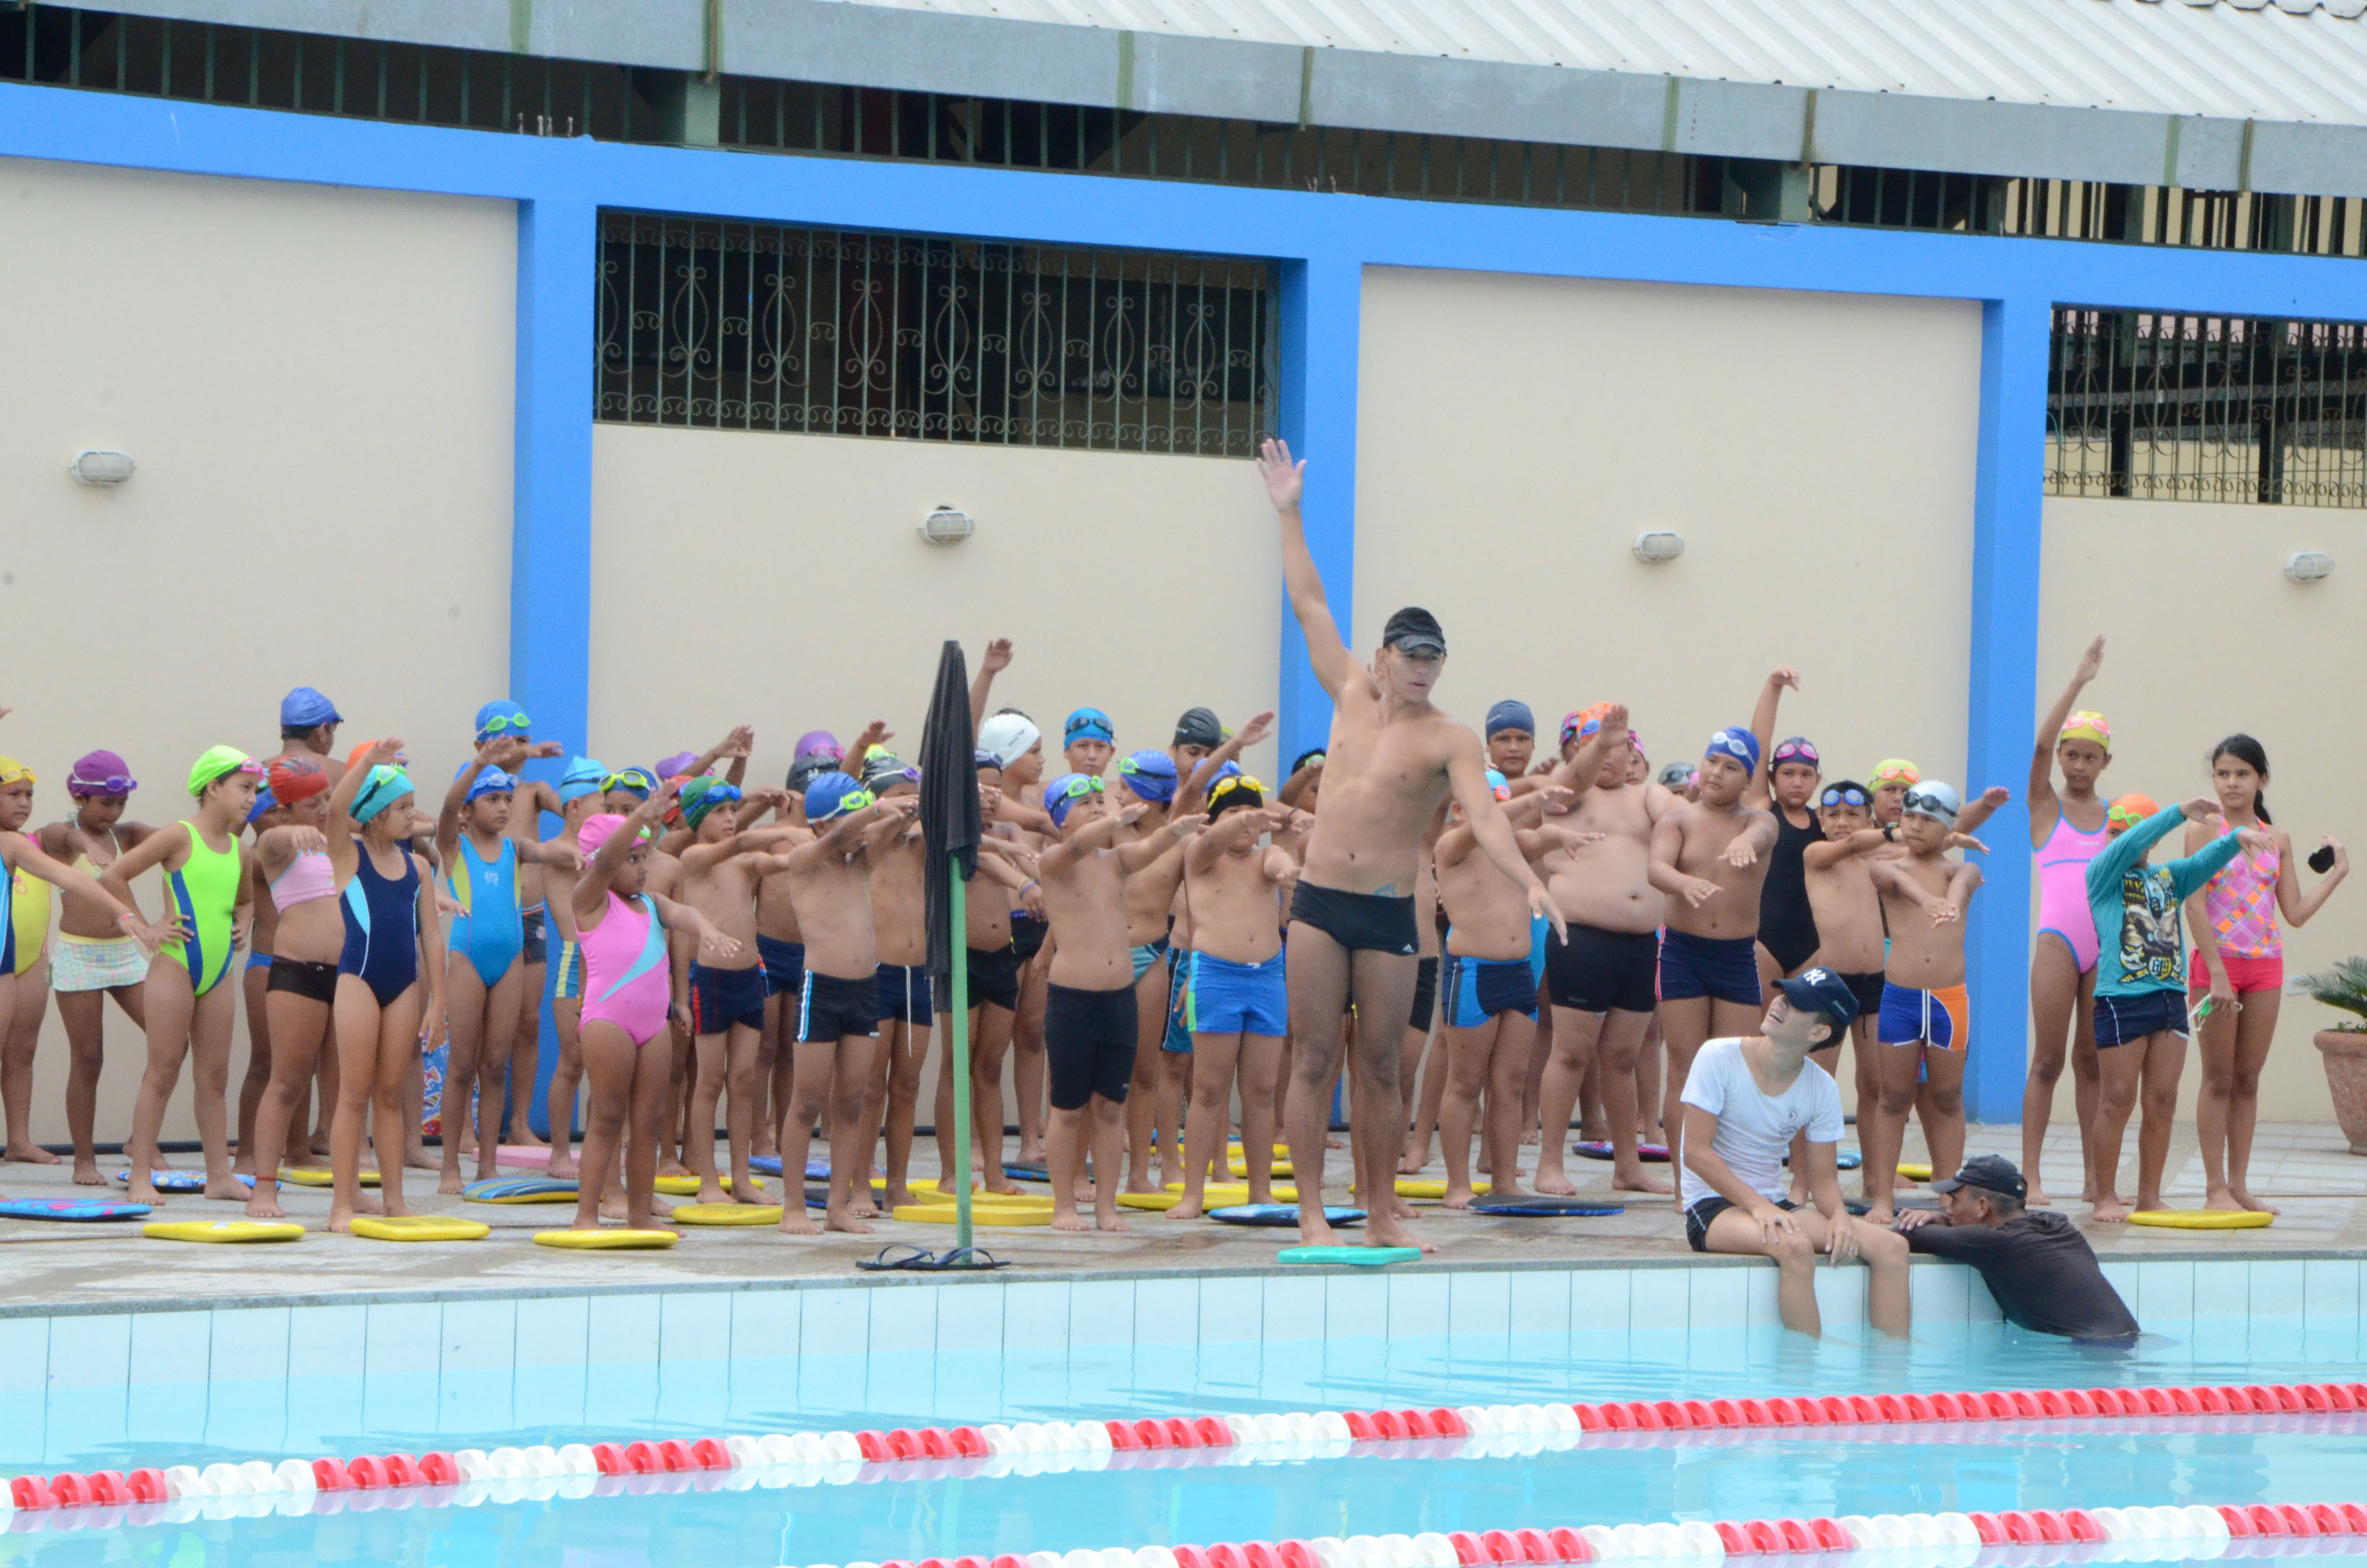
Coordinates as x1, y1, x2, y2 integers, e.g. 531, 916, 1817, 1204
266, 956, 339, 1005
1544, 923, 1659, 1015
1009, 912, 1048, 964
1409, 954, 1440, 1032
1046, 981, 1136, 1110
1288, 882, 1419, 956
1837, 970, 1886, 1030
966, 944, 1022, 1012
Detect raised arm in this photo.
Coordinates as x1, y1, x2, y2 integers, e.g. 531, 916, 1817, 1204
1804, 826, 1889, 870
2031, 635, 2105, 839
1117, 812, 1201, 875
1186, 805, 1270, 874
575, 786, 674, 925
970, 638, 1013, 732
1041, 803, 1137, 877
1744, 668, 1798, 809
1259, 438, 1358, 700
1179, 710, 1275, 811
1546, 704, 1628, 801
439, 739, 504, 867
1445, 734, 1563, 940
2280, 832, 2348, 928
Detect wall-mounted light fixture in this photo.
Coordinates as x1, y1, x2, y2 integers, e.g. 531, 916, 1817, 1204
68, 450, 135, 487
919, 505, 974, 545
1632, 530, 1685, 565
2286, 551, 2335, 584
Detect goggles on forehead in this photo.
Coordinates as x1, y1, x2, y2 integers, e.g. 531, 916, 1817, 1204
1773, 739, 1820, 767
1820, 786, 1871, 808
70, 771, 136, 795
478, 710, 533, 737
1054, 775, 1107, 803
0, 761, 35, 788
604, 768, 657, 797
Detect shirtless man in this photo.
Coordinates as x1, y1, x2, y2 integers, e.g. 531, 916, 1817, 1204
1531, 705, 1677, 1197
1648, 723, 1779, 1184
1260, 437, 1561, 1251
777, 773, 914, 1235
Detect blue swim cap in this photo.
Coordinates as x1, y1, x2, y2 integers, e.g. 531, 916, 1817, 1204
245, 787, 278, 827
1118, 750, 1178, 803
351, 765, 414, 826
1213, 760, 1243, 782
1706, 728, 1762, 776
473, 700, 530, 742
1485, 700, 1535, 740
558, 756, 607, 803
1064, 708, 1115, 746
467, 767, 517, 802
1044, 772, 1106, 828
603, 766, 657, 801
805, 772, 873, 824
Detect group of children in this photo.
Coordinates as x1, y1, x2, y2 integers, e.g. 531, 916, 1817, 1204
0, 624, 2344, 1240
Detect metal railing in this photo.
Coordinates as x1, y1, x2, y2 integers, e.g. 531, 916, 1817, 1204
595, 213, 1276, 457
2048, 308, 2367, 507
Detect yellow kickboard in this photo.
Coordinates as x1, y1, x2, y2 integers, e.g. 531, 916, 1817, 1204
870, 1177, 1050, 1206
532, 1227, 679, 1250
652, 1174, 755, 1197
891, 1204, 1053, 1227
276, 1167, 380, 1188
1896, 1163, 1934, 1182
2129, 1208, 2274, 1229
672, 1203, 786, 1226
1228, 1162, 1295, 1179
1120, 1184, 1297, 1211
1392, 1178, 1491, 1200
145, 1220, 304, 1244
348, 1215, 489, 1242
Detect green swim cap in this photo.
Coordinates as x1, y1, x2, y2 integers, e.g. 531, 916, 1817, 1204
187, 746, 260, 797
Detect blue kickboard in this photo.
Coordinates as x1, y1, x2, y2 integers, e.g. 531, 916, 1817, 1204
749, 1156, 832, 1180
0, 1198, 152, 1221
113, 1170, 253, 1193
1208, 1204, 1365, 1228
1468, 1195, 1625, 1217
1277, 1246, 1422, 1268
460, 1175, 579, 1203
1002, 1163, 1051, 1182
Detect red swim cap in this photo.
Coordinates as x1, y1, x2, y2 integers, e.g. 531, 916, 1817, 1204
268, 756, 329, 803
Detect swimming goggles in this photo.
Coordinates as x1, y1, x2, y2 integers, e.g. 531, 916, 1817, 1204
0, 760, 37, 787
1064, 711, 1114, 742
1820, 785, 1871, 808
813, 785, 875, 824
603, 767, 658, 797
477, 709, 533, 737
68, 768, 136, 795
1053, 775, 1107, 803
1773, 739, 1820, 767
1871, 760, 1920, 788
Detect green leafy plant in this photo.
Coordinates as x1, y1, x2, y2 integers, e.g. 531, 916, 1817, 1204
2296, 958, 2367, 1030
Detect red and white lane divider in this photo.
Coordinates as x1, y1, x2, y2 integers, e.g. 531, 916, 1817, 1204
806, 1502, 2367, 1568
6, 1381, 2365, 1531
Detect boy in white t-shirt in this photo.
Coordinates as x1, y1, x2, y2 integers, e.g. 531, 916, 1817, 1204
1680, 967, 1910, 1337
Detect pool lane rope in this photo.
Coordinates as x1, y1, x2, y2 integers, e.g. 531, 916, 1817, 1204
5, 1379, 2366, 1533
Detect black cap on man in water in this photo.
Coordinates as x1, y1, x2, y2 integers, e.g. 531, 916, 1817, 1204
1930, 1154, 2029, 1203
1382, 607, 1447, 656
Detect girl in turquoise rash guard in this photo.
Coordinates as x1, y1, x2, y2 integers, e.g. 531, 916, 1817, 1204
2080, 795, 2271, 1223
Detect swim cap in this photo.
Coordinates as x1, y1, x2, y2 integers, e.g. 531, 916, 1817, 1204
1484, 768, 1512, 803
245, 788, 278, 827
2107, 793, 2159, 829
279, 686, 342, 729
603, 767, 657, 801
1288, 749, 1326, 778
1657, 762, 1698, 790
978, 712, 1040, 769
558, 756, 607, 803
680, 775, 742, 829
467, 767, 517, 803
974, 750, 1001, 773
1871, 759, 1920, 789
473, 700, 530, 741
1771, 737, 1820, 770
67, 751, 135, 798
1820, 780, 1871, 809
861, 752, 921, 792
1064, 708, 1115, 746
2061, 712, 2112, 751
1486, 700, 1535, 740
350, 765, 414, 826
1562, 703, 1615, 747
1627, 729, 1647, 757
793, 731, 842, 762
1044, 773, 1105, 828
786, 753, 839, 796
345, 740, 408, 773
1705, 729, 1760, 775
188, 746, 262, 797
1173, 708, 1223, 750
0, 757, 29, 787
805, 772, 873, 824
654, 752, 700, 781
268, 756, 329, 803
1206, 774, 1265, 820
576, 811, 629, 860
1118, 750, 1179, 803
1902, 781, 1961, 825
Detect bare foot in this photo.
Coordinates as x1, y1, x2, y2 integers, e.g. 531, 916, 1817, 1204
2090, 1197, 2131, 1224
659, 1159, 692, 1180
1365, 1215, 1439, 1253
353, 1191, 386, 1216
1051, 1208, 1091, 1231
1097, 1211, 1131, 1232
544, 1155, 578, 1180
1862, 1203, 1896, 1226
5, 1141, 61, 1167
697, 1179, 730, 1206
824, 1206, 873, 1235
1533, 1170, 1578, 1197
778, 1209, 822, 1235
308, 1132, 332, 1159
512, 1128, 549, 1150
880, 1185, 915, 1211
403, 1149, 439, 1172
2080, 1182, 2100, 1204
328, 1208, 355, 1234
981, 1176, 1023, 1198
245, 1189, 287, 1220
204, 1176, 248, 1203
2027, 1185, 2054, 1207
128, 1177, 163, 1206
1893, 1170, 1913, 1191
849, 1195, 881, 1220
1166, 1198, 1204, 1220
1324, 1135, 1344, 1151
1396, 1144, 1429, 1176
71, 1161, 102, 1188
2232, 1185, 2280, 1215
1017, 1144, 1046, 1166
1489, 1180, 1532, 1201
1519, 1128, 1540, 1147
2203, 1184, 2245, 1212
233, 1157, 257, 1178
437, 1170, 465, 1197
1613, 1167, 1674, 1195
599, 1193, 630, 1222
1443, 1185, 1477, 1210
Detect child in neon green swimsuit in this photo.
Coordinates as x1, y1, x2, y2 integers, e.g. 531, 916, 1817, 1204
102, 747, 263, 1207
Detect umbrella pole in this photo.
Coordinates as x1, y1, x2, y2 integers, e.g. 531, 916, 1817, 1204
950, 862, 973, 1254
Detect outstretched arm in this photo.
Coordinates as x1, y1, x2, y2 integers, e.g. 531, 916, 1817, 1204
2031, 635, 2104, 836
1117, 813, 1201, 875
1260, 438, 1359, 701
1744, 668, 1798, 808
1445, 736, 1564, 941
14, 835, 166, 953
1547, 704, 1628, 801
970, 638, 1013, 732
1180, 710, 1275, 812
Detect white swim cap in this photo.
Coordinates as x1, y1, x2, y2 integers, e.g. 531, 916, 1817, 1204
978, 712, 1041, 769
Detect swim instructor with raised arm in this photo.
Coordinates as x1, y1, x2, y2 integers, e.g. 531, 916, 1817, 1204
1258, 438, 1566, 1252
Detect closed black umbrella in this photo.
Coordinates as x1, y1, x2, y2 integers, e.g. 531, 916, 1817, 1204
917, 641, 982, 1248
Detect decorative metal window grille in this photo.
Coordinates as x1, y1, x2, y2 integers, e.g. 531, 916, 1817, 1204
2046, 308, 2367, 508
596, 213, 1275, 457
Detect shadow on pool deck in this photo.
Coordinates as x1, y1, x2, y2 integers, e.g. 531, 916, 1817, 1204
0, 1121, 2359, 1314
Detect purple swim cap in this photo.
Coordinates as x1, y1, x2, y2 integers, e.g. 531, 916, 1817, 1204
795, 730, 842, 762
654, 752, 699, 780
67, 750, 137, 797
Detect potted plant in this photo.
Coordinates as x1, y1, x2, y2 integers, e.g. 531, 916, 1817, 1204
2299, 958, 2367, 1155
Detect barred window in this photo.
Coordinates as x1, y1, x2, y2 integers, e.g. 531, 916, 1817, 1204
595, 213, 1275, 457
2047, 308, 2367, 508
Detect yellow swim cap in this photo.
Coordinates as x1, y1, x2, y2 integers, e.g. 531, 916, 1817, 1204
1871, 759, 1920, 788
2061, 711, 2112, 750
0, 757, 32, 788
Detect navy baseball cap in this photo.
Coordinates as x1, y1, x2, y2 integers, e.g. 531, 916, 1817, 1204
1931, 1155, 2028, 1202
1775, 966, 1860, 1042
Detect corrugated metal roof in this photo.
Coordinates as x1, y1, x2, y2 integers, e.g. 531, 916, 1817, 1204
821, 0, 2367, 128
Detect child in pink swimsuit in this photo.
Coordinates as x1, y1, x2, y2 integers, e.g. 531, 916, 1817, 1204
566, 794, 737, 1234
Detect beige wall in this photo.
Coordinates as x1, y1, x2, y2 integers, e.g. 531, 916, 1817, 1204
2039, 497, 2367, 1122
1354, 267, 1984, 802
590, 426, 1283, 789
0, 158, 517, 1144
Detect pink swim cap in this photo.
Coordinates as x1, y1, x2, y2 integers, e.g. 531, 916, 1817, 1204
576, 812, 628, 859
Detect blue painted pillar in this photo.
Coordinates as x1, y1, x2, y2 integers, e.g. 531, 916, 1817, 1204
1275, 254, 1364, 766
512, 195, 598, 1137
1963, 295, 2051, 1125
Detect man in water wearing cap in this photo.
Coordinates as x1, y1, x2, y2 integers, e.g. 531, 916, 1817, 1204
1647, 716, 1780, 1193
1896, 1156, 2137, 1338
1864, 780, 1984, 1223
1681, 968, 1910, 1337
1260, 438, 1561, 1251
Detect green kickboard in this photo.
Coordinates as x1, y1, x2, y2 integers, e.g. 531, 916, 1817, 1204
1276, 1245, 1422, 1268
